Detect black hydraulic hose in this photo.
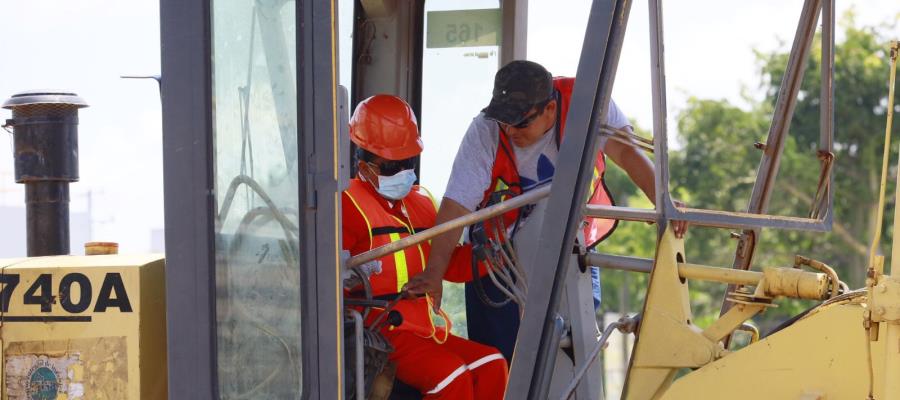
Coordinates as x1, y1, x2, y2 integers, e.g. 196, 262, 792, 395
763, 306, 814, 338
471, 251, 513, 308
468, 190, 530, 309
764, 290, 866, 338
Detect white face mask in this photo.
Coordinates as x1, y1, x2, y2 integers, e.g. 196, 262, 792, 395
373, 169, 417, 200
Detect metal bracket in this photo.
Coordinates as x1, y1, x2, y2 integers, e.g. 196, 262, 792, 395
869, 275, 900, 323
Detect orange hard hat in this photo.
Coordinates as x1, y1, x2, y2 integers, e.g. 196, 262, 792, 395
349, 95, 423, 160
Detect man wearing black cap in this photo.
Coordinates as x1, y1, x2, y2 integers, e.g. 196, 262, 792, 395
405, 60, 681, 361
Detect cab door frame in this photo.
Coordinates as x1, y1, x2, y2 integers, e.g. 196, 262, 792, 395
160, 0, 342, 398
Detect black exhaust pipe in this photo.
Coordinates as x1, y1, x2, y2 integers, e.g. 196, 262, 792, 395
2, 91, 88, 257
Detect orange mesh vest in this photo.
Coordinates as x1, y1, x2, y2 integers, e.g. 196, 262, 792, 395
344, 179, 449, 341
481, 77, 617, 249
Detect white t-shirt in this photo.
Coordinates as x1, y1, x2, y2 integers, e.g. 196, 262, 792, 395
444, 98, 630, 211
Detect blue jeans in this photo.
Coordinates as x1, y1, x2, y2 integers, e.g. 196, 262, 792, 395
464, 266, 602, 362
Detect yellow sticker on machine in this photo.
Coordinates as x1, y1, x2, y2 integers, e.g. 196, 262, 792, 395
4, 337, 128, 400
6, 354, 82, 399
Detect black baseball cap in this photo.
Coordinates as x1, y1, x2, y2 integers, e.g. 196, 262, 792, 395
482, 60, 553, 125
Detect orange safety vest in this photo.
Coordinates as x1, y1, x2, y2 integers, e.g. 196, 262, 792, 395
344, 178, 450, 342
481, 77, 617, 249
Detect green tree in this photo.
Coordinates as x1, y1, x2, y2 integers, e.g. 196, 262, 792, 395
756, 17, 899, 286
603, 17, 900, 333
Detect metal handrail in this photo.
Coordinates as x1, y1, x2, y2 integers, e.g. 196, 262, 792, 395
346, 185, 552, 268
348, 309, 365, 400
559, 316, 638, 400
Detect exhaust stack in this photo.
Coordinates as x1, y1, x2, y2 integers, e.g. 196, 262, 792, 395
2, 90, 88, 257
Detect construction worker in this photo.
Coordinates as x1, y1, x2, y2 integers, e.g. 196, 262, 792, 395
342, 94, 508, 399
406, 60, 687, 361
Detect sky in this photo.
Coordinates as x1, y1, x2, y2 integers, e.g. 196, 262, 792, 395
416, 0, 900, 201
0, 0, 898, 256
0, 1, 161, 256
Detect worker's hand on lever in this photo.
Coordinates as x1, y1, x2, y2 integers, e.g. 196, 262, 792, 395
405, 196, 470, 312
672, 199, 689, 238
403, 270, 444, 312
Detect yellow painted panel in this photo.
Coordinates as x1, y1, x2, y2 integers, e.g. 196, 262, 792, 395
625, 226, 698, 399
660, 303, 887, 399
0, 255, 166, 400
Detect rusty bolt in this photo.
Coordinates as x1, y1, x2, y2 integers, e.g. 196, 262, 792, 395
754, 142, 767, 150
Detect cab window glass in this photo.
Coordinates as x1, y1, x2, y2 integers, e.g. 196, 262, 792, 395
420, 0, 501, 336
211, 0, 303, 397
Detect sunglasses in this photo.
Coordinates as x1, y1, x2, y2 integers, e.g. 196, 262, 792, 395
504, 98, 553, 129
367, 157, 416, 176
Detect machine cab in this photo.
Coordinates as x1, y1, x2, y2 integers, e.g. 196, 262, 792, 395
161, 1, 525, 398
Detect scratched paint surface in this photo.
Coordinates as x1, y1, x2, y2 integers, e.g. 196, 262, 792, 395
5, 337, 127, 400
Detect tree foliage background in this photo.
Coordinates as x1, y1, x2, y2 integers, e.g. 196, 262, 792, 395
601, 14, 900, 333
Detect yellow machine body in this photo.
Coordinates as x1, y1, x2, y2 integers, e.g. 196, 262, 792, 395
0, 255, 166, 400
661, 301, 888, 399
623, 228, 900, 400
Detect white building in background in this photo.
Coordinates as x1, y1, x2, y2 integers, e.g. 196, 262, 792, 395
0, 206, 92, 258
